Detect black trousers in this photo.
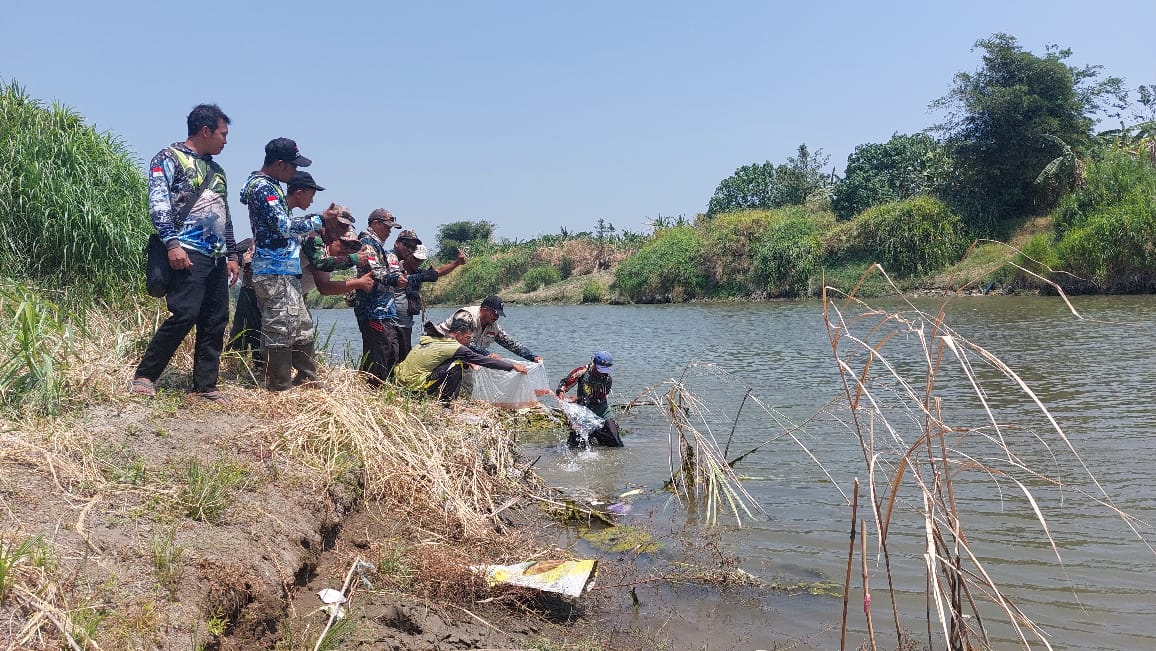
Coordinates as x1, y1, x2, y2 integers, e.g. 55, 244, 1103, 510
568, 418, 624, 447
227, 285, 262, 363
135, 250, 229, 392
426, 358, 464, 403
357, 318, 400, 385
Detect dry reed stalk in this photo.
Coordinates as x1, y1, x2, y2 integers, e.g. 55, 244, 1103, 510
861, 517, 876, 651
814, 263, 1155, 649
840, 478, 859, 651
640, 379, 765, 526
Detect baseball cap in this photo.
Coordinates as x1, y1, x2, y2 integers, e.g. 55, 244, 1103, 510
265, 137, 312, 167
435, 316, 474, 336
367, 208, 402, 229
333, 205, 355, 226
287, 170, 325, 192
396, 229, 422, 245
593, 351, 613, 375
481, 294, 505, 317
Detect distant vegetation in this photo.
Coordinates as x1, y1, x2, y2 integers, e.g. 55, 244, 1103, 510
426, 33, 1155, 305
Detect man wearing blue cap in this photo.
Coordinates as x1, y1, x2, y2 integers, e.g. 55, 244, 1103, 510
556, 351, 623, 447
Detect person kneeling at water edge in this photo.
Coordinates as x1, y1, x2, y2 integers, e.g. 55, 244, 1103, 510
556, 351, 623, 447
393, 317, 528, 403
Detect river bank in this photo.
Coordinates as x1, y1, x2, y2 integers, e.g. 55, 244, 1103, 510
0, 355, 678, 650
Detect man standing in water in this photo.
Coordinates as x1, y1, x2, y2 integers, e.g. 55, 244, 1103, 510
556, 351, 623, 447
131, 104, 238, 402
241, 138, 345, 391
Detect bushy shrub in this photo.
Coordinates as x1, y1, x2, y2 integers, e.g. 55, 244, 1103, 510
751, 212, 825, 297
580, 281, 605, 304
826, 196, 966, 276
1050, 148, 1156, 289
427, 248, 532, 305
521, 265, 562, 292
700, 210, 778, 295
613, 225, 707, 303
0, 81, 149, 307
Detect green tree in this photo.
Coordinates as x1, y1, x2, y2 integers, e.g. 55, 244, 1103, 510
435, 220, 495, 260
831, 133, 951, 220
706, 144, 831, 216
932, 33, 1125, 230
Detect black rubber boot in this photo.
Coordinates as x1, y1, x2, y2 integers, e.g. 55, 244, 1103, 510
265, 347, 293, 392
291, 342, 320, 387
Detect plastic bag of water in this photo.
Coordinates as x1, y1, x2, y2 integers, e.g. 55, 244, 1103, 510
472, 360, 550, 408
556, 400, 605, 438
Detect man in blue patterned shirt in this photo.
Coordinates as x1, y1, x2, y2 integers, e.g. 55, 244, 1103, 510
131, 104, 239, 403
240, 138, 344, 391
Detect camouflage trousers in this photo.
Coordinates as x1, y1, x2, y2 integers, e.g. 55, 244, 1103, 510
252, 274, 314, 349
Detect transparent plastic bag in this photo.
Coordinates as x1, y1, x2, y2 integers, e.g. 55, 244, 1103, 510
472, 360, 550, 408
555, 400, 605, 439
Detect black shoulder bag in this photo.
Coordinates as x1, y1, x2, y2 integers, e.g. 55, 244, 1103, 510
145, 160, 217, 298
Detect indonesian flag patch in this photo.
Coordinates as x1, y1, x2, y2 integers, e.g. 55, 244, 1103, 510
150, 166, 164, 177
266, 195, 279, 205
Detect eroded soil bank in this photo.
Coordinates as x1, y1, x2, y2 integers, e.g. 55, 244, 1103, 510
0, 392, 682, 650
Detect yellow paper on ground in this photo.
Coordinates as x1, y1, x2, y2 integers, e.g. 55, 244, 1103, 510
477, 559, 597, 598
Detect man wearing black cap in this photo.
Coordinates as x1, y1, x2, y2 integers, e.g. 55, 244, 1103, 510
431, 294, 542, 397
393, 317, 527, 403
240, 137, 346, 391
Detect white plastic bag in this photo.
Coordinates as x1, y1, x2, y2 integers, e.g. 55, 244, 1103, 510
472, 360, 550, 408
556, 400, 605, 439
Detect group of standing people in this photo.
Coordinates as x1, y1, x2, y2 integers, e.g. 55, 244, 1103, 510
129, 103, 621, 445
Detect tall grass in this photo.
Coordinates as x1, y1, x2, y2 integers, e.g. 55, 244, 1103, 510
0, 280, 71, 414
0, 277, 159, 415
1050, 147, 1156, 290
0, 80, 150, 308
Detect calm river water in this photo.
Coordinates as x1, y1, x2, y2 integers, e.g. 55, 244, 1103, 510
312, 296, 1156, 650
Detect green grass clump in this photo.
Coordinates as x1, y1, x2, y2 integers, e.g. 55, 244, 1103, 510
0, 280, 70, 413
751, 209, 827, 297
0, 80, 150, 308
825, 195, 967, 277
178, 458, 250, 524
580, 280, 605, 304
1051, 147, 1156, 289
430, 248, 533, 305
613, 225, 708, 303
522, 265, 562, 292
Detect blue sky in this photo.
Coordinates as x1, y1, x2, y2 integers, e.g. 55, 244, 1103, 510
4, 1, 1153, 243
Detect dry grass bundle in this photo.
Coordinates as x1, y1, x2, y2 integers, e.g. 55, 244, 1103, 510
530, 239, 633, 276
628, 376, 767, 527
0, 533, 94, 651
245, 367, 544, 542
